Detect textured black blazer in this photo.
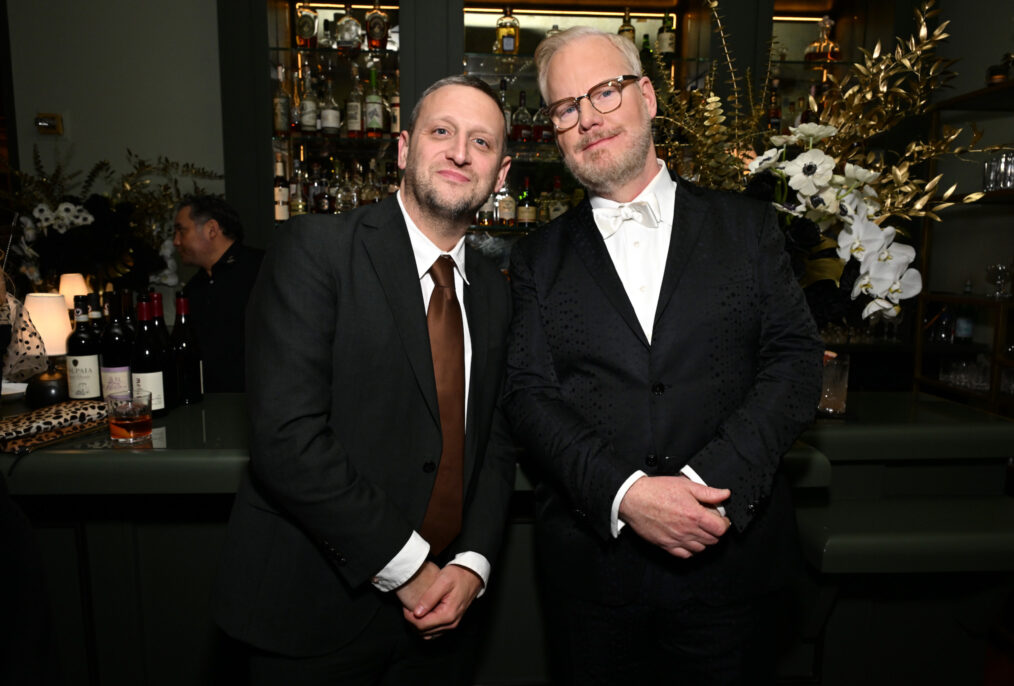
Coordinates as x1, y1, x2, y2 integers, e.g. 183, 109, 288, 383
213, 197, 517, 656
503, 175, 823, 605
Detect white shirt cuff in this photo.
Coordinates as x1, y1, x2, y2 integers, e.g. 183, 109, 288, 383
680, 464, 727, 517
371, 531, 430, 592
611, 470, 647, 537
448, 551, 491, 598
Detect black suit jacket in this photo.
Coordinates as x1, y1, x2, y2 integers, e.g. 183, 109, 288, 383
213, 197, 517, 656
503, 175, 823, 606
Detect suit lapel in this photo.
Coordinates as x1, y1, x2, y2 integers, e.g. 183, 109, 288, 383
359, 200, 440, 427
461, 251, 488, 486
654, 179, 707, 327
568, 201, 650, 349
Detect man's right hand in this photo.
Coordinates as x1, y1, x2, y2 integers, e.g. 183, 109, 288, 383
394, 561, 440, 611
618, 476, 731, 558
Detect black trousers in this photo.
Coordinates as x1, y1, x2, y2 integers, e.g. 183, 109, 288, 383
248, 595, 487, 686
544, 588, 782, 686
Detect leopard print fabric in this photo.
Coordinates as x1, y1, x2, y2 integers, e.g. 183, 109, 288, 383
0, 399, 108, 441
0, 418, 107, 455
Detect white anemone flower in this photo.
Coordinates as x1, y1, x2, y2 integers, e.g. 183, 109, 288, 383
32, 203, 55, 228
748, 148, 781, 174
769, 134, 798, 147
836, 213, 895, 262
802, 187, 841, 218
781, 148, 835, 196
790, 123, 838, 143
844, 163, 879, 185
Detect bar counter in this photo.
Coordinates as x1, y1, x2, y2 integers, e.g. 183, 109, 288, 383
3, 392, 1013, 685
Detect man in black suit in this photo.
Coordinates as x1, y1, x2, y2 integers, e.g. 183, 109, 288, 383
213, 75, 516, 685
503, 27, 824, 685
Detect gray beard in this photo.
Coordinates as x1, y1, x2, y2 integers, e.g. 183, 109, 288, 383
563, 127, 653, 198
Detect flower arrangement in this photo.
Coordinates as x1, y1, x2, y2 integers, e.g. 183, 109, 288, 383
4, 147, 220, 293
651, 0, 1002, 330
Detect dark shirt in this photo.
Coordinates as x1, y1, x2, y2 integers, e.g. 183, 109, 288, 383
183, 242, 264, 393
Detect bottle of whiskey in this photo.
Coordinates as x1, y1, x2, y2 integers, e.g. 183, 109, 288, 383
321, 78, 342, 135
618, 8, 635, 43
272, 64, 291, 133
365, 1, 390, 53
289, 159, 308, 217
533, 97, 552, 143
346, 63, 365, 139
511, 91, 533, 142
297, 65, 319, 133
804, 16, 841, 63
477, 193, 495, 226
657, 11, 677, 57
274, 154, 290, 222
639, 34, 655, 81
365, 68, 385, 139
495, 182, 516, 228
494, 6, 520, 55
335, 3, 362, 58
295, 4, 319, 49
388, 69, 401, 137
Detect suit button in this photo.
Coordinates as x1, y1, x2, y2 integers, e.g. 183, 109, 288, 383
747, 502, 757, 514
651, 383, 665, 396
645, 454, 658, 467
422, 461, 436, 473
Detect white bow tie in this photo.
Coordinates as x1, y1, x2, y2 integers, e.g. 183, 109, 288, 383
592, 198, 660, 238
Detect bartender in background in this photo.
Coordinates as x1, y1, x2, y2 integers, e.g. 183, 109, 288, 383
173, 195, 263, 392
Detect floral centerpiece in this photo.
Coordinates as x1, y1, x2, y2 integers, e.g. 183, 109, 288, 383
652, 0, 1000, 331
4, 148, 220, 293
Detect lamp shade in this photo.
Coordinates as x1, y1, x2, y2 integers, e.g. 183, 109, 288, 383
24, 293, 72, 356
58, 273, 89, 311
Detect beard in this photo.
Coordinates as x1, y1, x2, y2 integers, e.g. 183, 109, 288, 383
562, 107, 653, 197
402, 163, 493, 224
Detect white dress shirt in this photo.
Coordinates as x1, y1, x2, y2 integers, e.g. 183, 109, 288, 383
591, 162, 725, 537
370, 192, 490, 593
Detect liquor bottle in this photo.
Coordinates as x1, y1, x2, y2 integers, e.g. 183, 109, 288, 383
494, 6, 520, 55
549, 175, 570, 220
171, 293, 203, 405
511, 91, 533, 142
804, 16, 841, 63
546, 24, 562, 39
516, 177, 538, 230
657, 11, 677, 63
272, 64, 291, 133
289, 159, 308, 216
499, 79, 512, 131
766, 72, 782, 132
274, 153, 290, 222
365, 69, 385, 139
533, 98, 553, 144
295, 4, 319, 49
640, 34, 655, 81
495, 182, 516, 228
335, 3, 362, 58
477, 193, 495, 226
87, 292, 105, 338
618, 8, 635, 43
320, 79, 342, 135
955, 279, 976, 344
346, 63, 365, 139
388, 69, 401, 137
297, 66, 319, 133
365, 1, 390, 53
336, 170, 359, 212
132, 298, 169, 417
100, 292, 133, 399
66, 295, 102, 400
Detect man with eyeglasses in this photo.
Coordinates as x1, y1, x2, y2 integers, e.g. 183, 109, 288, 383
502, 26, 823, 685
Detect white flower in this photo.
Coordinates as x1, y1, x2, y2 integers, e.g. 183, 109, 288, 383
886, 267, 923, 303
791, 123, 838, 142
864, 243, 920, 301
158, 237, 176, 260
56, 202, 78, 218
861, 298, 900, 319
748, 147, 781, 174
769, 134, 798, 147
76, 208, 94, 225
781, 148, 835, 196
844, 163, 879, 185
19, 216, 38, 242
32, 204, 55, 228
836, 213, 894, 262
801, 187, 841, 217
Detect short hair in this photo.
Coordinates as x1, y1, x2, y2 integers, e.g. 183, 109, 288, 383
534, 27, 643, 103
176, 194, 244, 242
407, 74, 509, 157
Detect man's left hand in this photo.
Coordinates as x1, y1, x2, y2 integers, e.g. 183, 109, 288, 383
403, 564, 483, 639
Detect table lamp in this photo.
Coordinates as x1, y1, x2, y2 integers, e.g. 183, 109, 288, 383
23, 293, 73, 407
58, 273, 89, 314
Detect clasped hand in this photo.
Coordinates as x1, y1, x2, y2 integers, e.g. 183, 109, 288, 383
618, 475, 732, 558
394, 561, 483, 639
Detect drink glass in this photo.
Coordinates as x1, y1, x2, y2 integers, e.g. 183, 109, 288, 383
817, 353, 850, 417
106, 390, 153, 444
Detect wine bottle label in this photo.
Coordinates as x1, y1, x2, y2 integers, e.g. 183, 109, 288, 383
133, 371, 165, 411
67, 355, 101, 398
658, 33, 676, 53
498, 196, 517, 220
365, 98, 383, 130
100, 366, 131, 399
321, 108, 341, 131
273, 97, 290, 131
347, 101, 363, 130
518, 205, 537, 223
300, 100, 318, 129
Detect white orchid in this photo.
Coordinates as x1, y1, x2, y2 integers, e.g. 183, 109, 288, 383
769, 133, 798, 147
836, 214, 895, 262
781, 148, 835, 196
864, 242, 921, 302
844, 163, 879, 185
861, 298, 901, 319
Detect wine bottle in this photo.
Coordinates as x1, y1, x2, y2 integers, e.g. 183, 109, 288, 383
511, 91, 533, 142
171, 293, 204, 405
100, 291, 134, 399
66, 294, 102, 400
346, 63, 365, 139
274, 154, 290, 222
132, 298, 169, 417
618, 8, 635, 43
87, 292, 105, 338
517, 177, 538, 230
365, 68, 385, 139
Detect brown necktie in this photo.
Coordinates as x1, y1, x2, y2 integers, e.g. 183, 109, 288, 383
419, 255, 465, 555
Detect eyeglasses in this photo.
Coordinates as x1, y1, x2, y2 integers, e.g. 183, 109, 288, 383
541, 75, 641, 132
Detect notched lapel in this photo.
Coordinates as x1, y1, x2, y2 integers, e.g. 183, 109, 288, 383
360, 204, 441, 426
568, 202, 650, 349
654, 181, 708, 326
